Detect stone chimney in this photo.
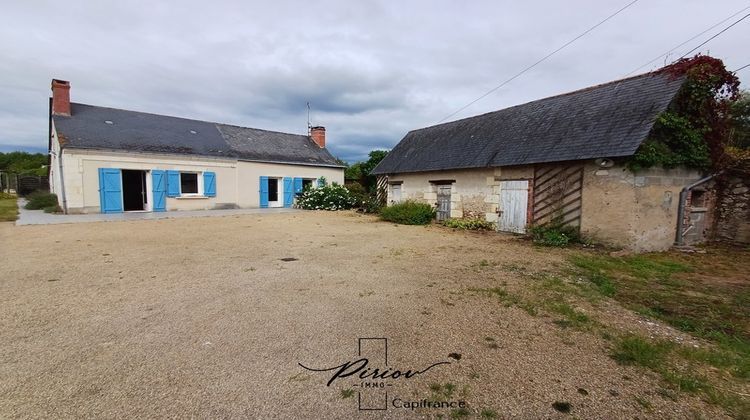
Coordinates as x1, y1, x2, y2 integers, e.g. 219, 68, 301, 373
51, 79, 71, 116
310, 126, 326, 148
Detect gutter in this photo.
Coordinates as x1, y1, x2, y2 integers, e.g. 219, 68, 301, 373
674, 173, 719, 246
51, 117, 69, 214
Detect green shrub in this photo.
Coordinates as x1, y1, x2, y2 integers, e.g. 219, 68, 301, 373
295, 184, 356, 210
345, 183, 381, 214
43, 205, 63, 213
528, 223, 580, 247
24, 192, 58, 210
0, 192, 16, 200
443, 218, 495, 230
380, 200, 435, 225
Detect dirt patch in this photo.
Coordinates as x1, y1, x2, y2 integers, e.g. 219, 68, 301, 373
0, 212, 728, 418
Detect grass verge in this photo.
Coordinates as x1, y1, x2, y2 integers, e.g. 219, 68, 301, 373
0, 195, 18, 222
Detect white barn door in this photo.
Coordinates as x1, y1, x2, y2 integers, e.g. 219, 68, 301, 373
498, 180, 529, 233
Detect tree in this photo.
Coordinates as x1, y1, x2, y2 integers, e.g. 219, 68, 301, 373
0, 152, 47, 176
355, 150, 388, 192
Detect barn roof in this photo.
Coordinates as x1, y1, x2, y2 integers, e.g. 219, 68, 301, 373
372, 71, 685, 175
53, 103, 342, 167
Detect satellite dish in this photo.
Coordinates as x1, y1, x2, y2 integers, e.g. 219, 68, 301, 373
594, 158, 615, 168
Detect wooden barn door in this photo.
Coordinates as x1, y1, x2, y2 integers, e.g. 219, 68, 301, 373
498, 180, 529, 233
436, 185, 452, 221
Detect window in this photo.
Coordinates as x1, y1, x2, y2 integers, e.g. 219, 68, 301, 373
691, 190, 707, 208
391, 184, 402, 203
302, 179, 313, 191
180, 173, 199, 194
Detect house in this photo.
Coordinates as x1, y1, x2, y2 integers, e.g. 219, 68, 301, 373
372, 71, 708, 252
47, 79, 344, 214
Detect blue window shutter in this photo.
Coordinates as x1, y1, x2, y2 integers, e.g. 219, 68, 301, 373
283, 177, 294, 208
152, 170, 167, 212
259, 176, 269, 208
167, 170, 180, 197
204, 172, 216, 197
98, 168, 123, 213
293, 177, 303, 194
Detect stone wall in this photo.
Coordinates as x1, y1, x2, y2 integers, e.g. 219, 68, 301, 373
580, 164, 702, 252
386, 163, 705, 252
713, 170, 750, 244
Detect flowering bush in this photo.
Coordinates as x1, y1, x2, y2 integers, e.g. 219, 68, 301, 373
295, 184, 357, 210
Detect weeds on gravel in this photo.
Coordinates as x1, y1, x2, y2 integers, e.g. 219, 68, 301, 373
480, 408, 498, 418
450, 407, 471, 418
612, 334, 749, 417
340, 389, 355, 399
468, 287, 521, 307
612, 335, 673, 368
570, 248, 750, 408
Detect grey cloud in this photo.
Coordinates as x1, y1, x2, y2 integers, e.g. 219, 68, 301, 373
0, 0, 747, 163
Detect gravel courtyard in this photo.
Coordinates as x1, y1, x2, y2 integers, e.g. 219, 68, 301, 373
0, 212, 725, 419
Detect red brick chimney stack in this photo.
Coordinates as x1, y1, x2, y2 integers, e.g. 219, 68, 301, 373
51, 79, 71, 116
310, 126, 326, 148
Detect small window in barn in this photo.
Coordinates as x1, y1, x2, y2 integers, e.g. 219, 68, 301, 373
691, 190, 706, 208
180, 172, 199, 194
391, 184, 402, 203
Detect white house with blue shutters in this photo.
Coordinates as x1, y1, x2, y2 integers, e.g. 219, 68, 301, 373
48, 79, 344, 214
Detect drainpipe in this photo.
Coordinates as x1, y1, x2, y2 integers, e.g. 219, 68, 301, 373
674, 173, 719, 246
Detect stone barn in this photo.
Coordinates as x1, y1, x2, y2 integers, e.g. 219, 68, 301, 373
372, 70, 711, 252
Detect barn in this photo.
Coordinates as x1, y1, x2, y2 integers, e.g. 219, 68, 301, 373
372, 71, 709, 252
47, 80, 344, 214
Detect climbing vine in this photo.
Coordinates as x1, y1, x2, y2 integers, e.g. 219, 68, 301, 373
629, 55, 740, 171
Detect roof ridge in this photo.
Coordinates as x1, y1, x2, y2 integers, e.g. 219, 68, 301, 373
416, 69, 671, 133
68, 102, 308, 138
215, 122, 310, 139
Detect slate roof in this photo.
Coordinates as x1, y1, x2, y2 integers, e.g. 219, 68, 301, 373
372, 71, 685, 175
53, 103, 342, 167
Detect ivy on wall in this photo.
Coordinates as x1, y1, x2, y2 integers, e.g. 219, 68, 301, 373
628, 55, 740, 171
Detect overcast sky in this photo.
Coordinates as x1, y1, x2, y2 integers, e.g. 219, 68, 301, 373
0, 1, 748, 162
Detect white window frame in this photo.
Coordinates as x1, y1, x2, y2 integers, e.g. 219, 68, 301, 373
179, 171, 204, 196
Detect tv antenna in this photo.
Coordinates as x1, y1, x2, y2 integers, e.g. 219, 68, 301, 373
306, 102, 312, 134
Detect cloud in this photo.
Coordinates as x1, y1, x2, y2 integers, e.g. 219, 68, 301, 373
0, 0, 747, 163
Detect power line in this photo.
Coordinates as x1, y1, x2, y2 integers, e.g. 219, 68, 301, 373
735, 63, 750, 72
436, 0, 640, 124
679, 12, 750, 59
625, 5, 750, 76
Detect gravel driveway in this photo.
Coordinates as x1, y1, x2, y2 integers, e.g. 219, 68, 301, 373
0, 212, 723, 419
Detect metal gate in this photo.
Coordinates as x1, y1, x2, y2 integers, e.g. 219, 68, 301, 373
498, 180, 529, 233
436, 185, 451, 222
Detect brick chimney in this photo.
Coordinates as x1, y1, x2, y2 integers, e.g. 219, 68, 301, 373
51, 79, 71, 116
310, 126, 326, 148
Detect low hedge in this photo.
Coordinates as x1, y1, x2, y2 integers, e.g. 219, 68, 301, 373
24, 192, 58, 210
380, 200, 435, 225
443, 218, 495, 230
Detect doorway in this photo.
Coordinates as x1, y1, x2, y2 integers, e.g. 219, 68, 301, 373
267, 178, 282, 207
498, 180, 529, 233
436, 184, 452, 222
122, 170, 147, 211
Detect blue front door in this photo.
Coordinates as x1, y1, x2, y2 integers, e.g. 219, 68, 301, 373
98, 168, 123, 213
152, 170, 167, 212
